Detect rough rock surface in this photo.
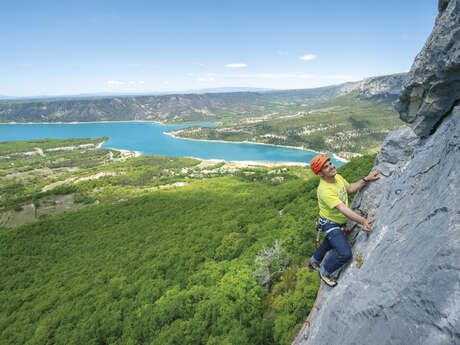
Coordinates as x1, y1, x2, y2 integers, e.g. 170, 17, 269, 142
357, 74, 406, 100
395, 0, 460, 137
296, 1, 460, 344
337, 74, 406, 100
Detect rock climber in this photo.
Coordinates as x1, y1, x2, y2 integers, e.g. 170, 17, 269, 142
308, 155, 380, 287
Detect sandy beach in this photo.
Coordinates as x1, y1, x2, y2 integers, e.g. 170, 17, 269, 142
96, 140, 142, 158
190, 157, 308, 169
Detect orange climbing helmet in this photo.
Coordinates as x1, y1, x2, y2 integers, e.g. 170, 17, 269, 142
310, 155, 330, 175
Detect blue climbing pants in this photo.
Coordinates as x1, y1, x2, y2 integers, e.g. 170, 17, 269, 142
311, 218, 352, 276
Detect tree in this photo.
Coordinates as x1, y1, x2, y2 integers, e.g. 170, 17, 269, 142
252, 240, 289, 290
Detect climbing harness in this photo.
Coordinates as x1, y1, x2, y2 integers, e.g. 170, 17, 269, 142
314, 218, 348, 249
291, 280, 325, 345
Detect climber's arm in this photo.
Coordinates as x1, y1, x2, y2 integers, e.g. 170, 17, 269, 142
347, 170, 381, 194
336, 203, 375, 232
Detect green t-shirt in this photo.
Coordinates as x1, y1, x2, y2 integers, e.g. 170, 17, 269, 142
317, 174, 349, 224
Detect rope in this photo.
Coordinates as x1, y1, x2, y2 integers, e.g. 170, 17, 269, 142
291, 280, 325, 345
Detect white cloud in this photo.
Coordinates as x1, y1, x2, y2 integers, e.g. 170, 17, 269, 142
223, 73, 313, 79
188, 72, 216, 78
299, 54, 317, 61
225, 63, 247, 68
107, 80, 147, 86
107, 80, 125, 85
318, 74, 356, 80
198, 77, 216, 82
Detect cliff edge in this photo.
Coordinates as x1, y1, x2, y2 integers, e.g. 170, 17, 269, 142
296, 1, 460, 344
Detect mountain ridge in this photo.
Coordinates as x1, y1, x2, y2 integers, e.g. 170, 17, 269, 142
0, 87, 274, 102
0, 74, 406, 124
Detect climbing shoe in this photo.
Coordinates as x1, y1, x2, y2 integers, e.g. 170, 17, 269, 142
308, 261, 320, 272
319, 271, 337, 287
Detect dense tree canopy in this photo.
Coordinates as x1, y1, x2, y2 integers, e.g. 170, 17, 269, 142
0, 141, 376, 345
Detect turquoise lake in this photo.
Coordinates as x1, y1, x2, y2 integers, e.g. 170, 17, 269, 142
0, 122, 343, 166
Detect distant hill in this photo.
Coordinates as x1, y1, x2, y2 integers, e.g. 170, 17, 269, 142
188, 87, 274, 93
0, 87, 273, 102
0, 74, 406, 124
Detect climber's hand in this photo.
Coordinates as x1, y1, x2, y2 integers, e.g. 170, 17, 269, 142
362, 218, 375, 232
365, 170, 381, 181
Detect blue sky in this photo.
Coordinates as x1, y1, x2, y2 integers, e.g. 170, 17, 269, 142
1, 0, 438, 97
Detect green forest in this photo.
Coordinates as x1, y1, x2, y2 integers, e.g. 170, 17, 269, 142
0, 138, 376, 345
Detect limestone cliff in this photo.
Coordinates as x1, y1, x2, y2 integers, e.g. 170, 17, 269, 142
336, 74, 406, 100
295, 1, 460, 344
395, 0, 460, 137
357, 74, 406, 100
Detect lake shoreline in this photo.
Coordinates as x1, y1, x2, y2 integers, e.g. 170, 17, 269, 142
96, 141, 142, 158
163, 131, 349, 163
189, 157, 308, 168
1, 121, 349, 165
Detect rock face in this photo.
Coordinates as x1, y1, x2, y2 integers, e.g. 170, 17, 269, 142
295, 1, 460, 344
357, 74, 406, 100
336, 74, 406, 100
395, 0, 460, 137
